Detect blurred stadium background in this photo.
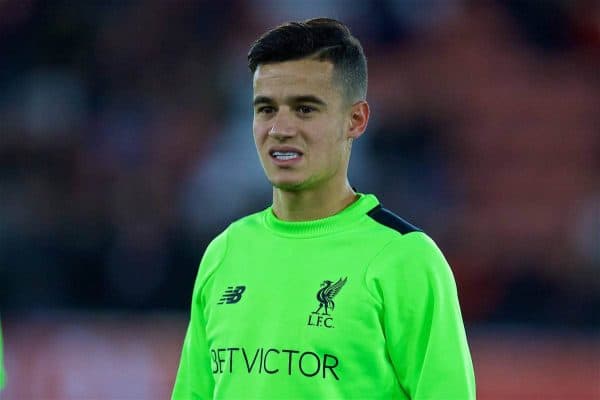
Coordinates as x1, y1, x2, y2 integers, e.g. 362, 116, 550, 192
0, 0, 598, 398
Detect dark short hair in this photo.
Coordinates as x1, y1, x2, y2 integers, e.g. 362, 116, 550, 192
248, 18, 367, 103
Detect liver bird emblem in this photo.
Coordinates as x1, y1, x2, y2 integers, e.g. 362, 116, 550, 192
313, 277, 347, 315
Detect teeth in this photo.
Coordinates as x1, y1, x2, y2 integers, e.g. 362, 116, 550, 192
272, 151, 299, 160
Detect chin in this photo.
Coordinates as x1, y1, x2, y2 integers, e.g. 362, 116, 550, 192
267, 174, 309, 191
271, 180, 305, 192
265, 170, 302, 190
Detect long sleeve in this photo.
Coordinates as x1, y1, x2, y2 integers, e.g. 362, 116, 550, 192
171, 299, 214, 399
366, 232, 475, 399
172, 233, 228, 400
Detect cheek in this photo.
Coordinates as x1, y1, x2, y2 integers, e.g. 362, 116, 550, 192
252, 121, 266, 143
316, 122, 345, 151
311, 136, 341, 166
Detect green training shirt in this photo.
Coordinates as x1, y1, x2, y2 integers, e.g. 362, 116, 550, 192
172, 193, 475, 399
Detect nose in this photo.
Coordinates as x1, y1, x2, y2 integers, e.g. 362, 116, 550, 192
268, 109, 296, 140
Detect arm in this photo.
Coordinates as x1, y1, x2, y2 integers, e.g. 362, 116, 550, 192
366, 232, 475, 399
172, 233, 228, 400
171, 297, 214, 400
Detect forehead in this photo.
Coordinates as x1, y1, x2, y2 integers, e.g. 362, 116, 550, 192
253, 59, 337, 97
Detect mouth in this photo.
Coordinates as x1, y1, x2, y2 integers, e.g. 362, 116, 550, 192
270, 151, 302, 161
269, 148, 304, 163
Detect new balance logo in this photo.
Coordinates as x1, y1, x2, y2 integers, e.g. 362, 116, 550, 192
218, 285, 246, 304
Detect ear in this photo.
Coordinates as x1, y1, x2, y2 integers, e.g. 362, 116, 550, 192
347, 101, 370, 140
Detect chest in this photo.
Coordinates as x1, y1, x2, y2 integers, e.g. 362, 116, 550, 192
200, 236, 386, 348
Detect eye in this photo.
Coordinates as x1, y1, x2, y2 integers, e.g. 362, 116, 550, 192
297, 105, 315, 114
256, 106, 275, 115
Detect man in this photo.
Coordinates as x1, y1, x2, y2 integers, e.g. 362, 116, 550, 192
172, 18, 475, 399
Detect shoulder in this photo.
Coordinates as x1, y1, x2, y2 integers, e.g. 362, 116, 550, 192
365, 204, 422, 236
365, 231, 457, 304
192, 209, 269, 296
360, 200, 443, 265
201, 209, 264, 256
363, 207, 453, 284
199, 208, 268, 264
226, 208, 267, 234
374, 230, 446, 270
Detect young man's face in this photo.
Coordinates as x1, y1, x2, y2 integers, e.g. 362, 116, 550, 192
252, 58, 353, 192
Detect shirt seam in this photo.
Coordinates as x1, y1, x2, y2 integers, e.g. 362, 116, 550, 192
362, 230, 424, 304
262, 215, 370, 239
262, 194, 378, 238
362, 235, 400, 306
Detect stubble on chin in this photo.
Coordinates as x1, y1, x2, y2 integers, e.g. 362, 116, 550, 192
270, 179, 306, 192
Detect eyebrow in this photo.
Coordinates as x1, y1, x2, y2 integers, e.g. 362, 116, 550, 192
252, 95, 327, 107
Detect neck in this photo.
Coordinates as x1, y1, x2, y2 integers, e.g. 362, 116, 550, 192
272, 180, 358, 221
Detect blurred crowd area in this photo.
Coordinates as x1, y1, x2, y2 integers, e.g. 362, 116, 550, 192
0, 0, 598, 329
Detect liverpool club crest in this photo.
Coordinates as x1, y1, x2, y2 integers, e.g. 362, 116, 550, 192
308, 277, 347, 328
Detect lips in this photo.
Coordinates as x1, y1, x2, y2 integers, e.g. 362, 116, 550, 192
268, 147, 303, 164
269, 147, 303, 158
272, 151, 300, 160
